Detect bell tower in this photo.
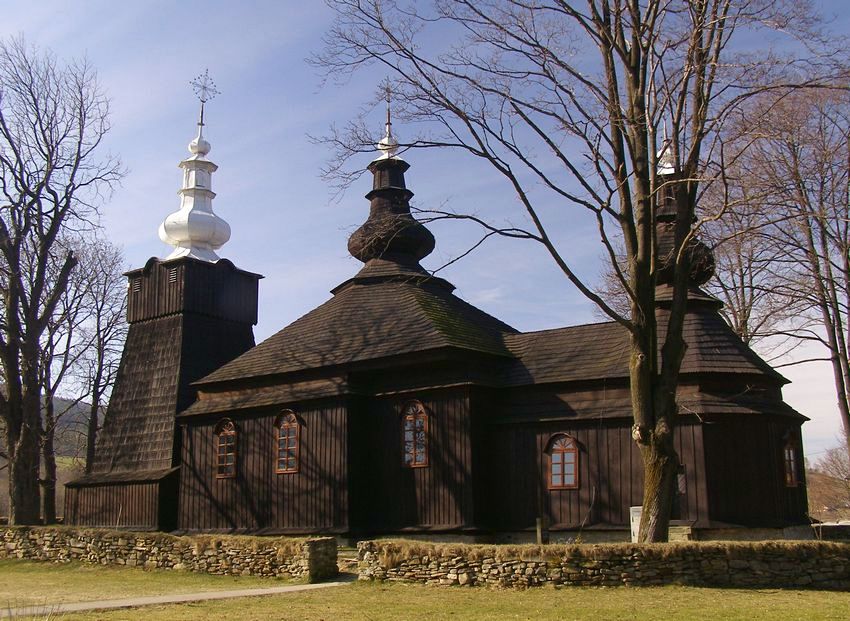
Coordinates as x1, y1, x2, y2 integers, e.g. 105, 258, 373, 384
65, 72, 262, 531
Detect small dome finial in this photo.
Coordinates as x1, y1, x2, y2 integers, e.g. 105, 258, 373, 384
375, 85, 400, 160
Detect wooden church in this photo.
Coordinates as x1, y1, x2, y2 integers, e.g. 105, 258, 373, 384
65, 94, 809, 541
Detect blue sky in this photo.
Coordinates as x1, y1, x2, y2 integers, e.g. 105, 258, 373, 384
4, 1, 848, 460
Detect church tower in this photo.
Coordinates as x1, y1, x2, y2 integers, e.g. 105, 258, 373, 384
65, 73, 262, 530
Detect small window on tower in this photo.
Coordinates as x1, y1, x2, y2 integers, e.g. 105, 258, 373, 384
276, 411, 300, 474
168, 267, 178, 283
132, 278, 141, 293
402, 401, 429, 467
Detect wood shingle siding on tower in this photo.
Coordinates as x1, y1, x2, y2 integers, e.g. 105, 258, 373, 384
65, 258, 261, 530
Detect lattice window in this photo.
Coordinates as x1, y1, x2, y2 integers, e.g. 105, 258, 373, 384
276, 411, 300, 473
402, 401, 428, 467
548, 434, 579, 490
784, 441, 799, 487
215, 419, 237, 479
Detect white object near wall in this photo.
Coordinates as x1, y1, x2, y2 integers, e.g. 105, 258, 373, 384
630, 506, 642, 543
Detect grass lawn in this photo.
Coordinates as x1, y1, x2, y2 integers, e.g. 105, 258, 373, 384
0, 559, 848, 621
50, 581, 850, 621
0, 559, 289, 608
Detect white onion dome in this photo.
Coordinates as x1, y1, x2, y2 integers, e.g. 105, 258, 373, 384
158, 117, 231, 263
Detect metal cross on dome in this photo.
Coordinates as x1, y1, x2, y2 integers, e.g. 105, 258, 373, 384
190, 69, 220, 126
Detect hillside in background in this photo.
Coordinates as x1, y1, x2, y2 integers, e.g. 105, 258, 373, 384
50, 396, 93, 458
807, 469, 850, 523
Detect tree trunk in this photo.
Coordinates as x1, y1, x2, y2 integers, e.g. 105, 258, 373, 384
9, 387, 42, 525
41, 400, 58, 524
85, 393, 100, 474
638, 434, 679, 541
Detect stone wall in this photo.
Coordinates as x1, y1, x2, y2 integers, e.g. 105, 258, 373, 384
0, 526, 337, 583
357, 539, 850, 589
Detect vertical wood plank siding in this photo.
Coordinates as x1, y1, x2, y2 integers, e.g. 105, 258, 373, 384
480, 412, 708, 531
356, 388, 474, 532
703, 416, 808, 526
64, 482, 161, 530
178, 401, 348, 532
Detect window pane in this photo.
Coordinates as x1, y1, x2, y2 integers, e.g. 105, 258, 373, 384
551, 463, 562, 475
564, 463, 575, 475
415, 453, 425, 464
563, 472, 575, 486
552, 452, 562, 464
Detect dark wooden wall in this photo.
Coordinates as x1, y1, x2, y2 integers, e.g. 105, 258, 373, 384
475, 386, 709, 532
64, 482, 161, 530
178, 400, 349, 533
350, 387, 475, 534
703, 415, 808, 527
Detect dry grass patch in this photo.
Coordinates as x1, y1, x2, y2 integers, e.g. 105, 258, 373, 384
0, 559, 289, 608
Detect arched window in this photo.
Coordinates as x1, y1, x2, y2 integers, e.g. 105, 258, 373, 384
215, 419, 237, 479
547, 434, 579, 490
402, 401, 428, 467
783, 440, 799, 487
276, 411, 300, 474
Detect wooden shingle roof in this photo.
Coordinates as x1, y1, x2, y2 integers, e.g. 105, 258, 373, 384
198, 273, 518, 385
503, 307, 786, 386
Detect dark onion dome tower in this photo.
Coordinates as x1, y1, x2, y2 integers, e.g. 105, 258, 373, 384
174, 101, 519, 535
65, 73, 262, 531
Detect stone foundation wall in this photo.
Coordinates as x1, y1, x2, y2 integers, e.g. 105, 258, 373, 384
357, 540, 850, 589
0, 527, 337, 583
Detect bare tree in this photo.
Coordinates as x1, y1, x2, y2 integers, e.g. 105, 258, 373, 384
699, 172, 810, 357
74, 240, 127, 474
810, 444, 850, 521
34, 237, 126, 522
709, 89, 850, 455
0, 37, 122, 524
38, 238, 89, 524
316, 0, 835, 541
